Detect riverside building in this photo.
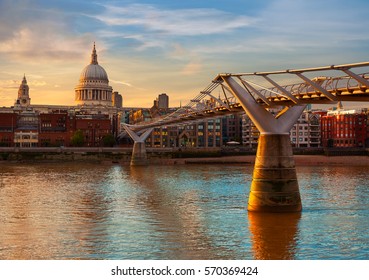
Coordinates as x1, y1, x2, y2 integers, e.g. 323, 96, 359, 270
321, 107, 369, 148
128, 108, 222, 148
127, 94, 223, 148
241, 109, 322, 148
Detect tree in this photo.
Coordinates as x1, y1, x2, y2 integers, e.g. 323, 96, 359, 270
71, 130, 84, 147
102, 133, 116, 147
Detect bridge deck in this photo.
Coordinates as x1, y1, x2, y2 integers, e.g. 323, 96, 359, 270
123, 61, 369, 131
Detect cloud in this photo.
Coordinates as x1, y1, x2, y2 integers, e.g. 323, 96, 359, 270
110, 79, 134, 87
0, 27, 92, 62
3, 78, 46, 87
0, 0, 94, 63
91, 0, 369, 64
180, 0, 369, 62
170, 43, 188, 58
181, 61, 202, 76
93, 3, 255, 36
0, 80, 19, 89
256, 0, 369, 49
28, 80, 47, 87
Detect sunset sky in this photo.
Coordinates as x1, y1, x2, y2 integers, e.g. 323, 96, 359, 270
1, 0, 369, 108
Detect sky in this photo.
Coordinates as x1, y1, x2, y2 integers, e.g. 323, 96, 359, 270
1, 0, 369, 108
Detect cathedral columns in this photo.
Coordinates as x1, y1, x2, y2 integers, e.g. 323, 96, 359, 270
75, 88, 114, 103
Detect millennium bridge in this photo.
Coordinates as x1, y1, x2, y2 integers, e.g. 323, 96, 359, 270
121, 61, 369, 213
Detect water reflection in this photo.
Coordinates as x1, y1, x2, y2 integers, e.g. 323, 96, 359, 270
248, 212, 301, 260
128, 166, 228, 259
0, 164, 112, 259
1, 163, 368, 260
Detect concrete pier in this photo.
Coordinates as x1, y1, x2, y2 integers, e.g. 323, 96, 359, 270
130, 142, 149, 166
248, 134, 302, 212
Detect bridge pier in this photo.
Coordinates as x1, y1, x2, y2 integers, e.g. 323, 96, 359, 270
130, 142, 148, 166
249, 133, 301, 212
122, 124, 153, 166
222, 76, 305, 212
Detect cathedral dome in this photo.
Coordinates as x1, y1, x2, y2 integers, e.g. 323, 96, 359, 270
79, 63, 108, 82
75, 43, 113, 106
79, 43, 109, 82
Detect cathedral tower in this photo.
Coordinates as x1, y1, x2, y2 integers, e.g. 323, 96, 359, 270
16, 75, 31, 107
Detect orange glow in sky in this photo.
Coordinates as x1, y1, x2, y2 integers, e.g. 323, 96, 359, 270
1, 0, 369, 108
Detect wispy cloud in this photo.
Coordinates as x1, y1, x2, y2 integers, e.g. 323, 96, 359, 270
91, 0, 369, 63
256, 0, 369, 50
0, 0, 93, 63
181, 61, 203, 76
110, 79, 146, 91
0, 80, 19, 89
181, 0, 369, 61
110, 79, 134, 87
28, 80, 47, 87
93, 3, 255, 36
0, 27, 91, 62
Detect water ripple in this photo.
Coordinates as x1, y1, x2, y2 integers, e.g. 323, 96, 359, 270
0, 163, 368, 259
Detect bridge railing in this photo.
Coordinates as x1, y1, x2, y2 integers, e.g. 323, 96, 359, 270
124, 62, 369, 132
217, 62, 369, 105
252, 72, 369, 101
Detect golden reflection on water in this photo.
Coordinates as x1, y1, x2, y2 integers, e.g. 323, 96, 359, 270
0, 164, 111, 259
248, 212, 301, 260
2, 163, 367, 260
128, 166, 227, 259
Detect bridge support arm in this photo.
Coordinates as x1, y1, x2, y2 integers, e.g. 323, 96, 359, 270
221, 75, 303, 212
294, 72, 337, 101
221, 76, 305, 134
122, 124, 154, 166
221, 76, 278, 133
341, 69, 369, 88
261, 75, 300, 104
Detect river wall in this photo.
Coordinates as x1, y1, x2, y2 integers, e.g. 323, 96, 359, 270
0, 147, 368, 165
0, 147, 175, 164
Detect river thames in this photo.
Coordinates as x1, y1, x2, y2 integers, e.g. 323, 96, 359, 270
0, 162, 368, 260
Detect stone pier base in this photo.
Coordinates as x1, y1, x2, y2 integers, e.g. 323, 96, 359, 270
248, 134, 302, 212
130, 142, 148, 166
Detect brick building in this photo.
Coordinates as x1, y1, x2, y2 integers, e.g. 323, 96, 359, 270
321, 109, 368, 148
0, 113, 17, 147
0, 110, 115, 147
39, 112, 71, 147
74, 115, 112, 147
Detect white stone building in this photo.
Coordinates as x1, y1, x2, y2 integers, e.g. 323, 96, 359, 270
242, 110, 321, 148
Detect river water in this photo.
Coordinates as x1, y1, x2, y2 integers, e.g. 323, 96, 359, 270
0, 162, 368, 260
